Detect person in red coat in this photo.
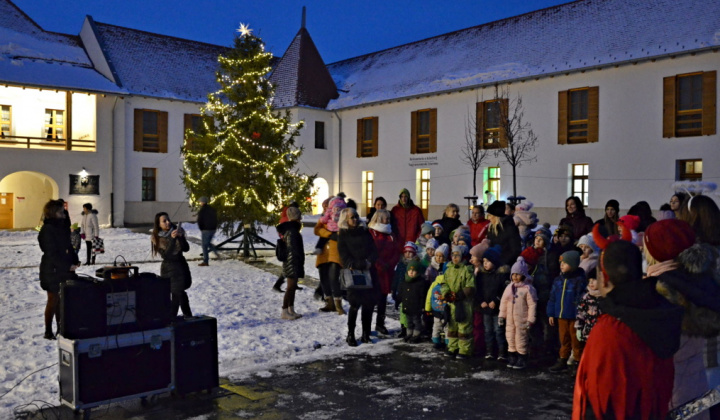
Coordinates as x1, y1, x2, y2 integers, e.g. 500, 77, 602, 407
391, 188, 425, 248
368, 209, 400, 335
467, 205, 490, 247
573, 240, 683, 420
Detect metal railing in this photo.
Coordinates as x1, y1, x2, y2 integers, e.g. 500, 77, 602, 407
0, 134, 96, 151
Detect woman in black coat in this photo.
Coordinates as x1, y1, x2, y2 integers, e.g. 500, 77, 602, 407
38, 199, 80, 339
151, 212, 192, 318
277, 206, 305, 320
485, 201, 522, 267
337, 207, 380, 346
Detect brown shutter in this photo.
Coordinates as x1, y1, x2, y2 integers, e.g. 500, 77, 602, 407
663, 76, 676, 138
429, 108, 437, 153
587, 86, 599, 143
133, 109, 143, 151
558, 90, 568, 145
410, 111, 418, 154
476, 102, 485, 149
183, 114, 192, 150
372, 116, 379, 156
499, 98, 509, 148
65, 91, 72, 150
702, 70, 717, 136
356, 118, 363, 157
158, 111, 168, 153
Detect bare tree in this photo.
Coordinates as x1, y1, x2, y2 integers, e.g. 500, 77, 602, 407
460, 106, 492, 198
491, 85, 538, 204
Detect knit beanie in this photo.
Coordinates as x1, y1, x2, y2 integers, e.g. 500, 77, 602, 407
534, 228, 551, 245
436, 243, 450, 259
431, 220, 443, 231
555, 224, 573, 238
644, 219, 696, 262
451, 244, 469, 258
403, 241, 418, 255
618, 215, 640, 232
286, 206, 301, 221
483, 245, 502, 267
469, 240, 490, 261
198, 196, 208, 204
560, 250, 581, 271
487, 200, 506, 217
605, 199, 620, 214
407, 259, 423, 274
420, 222, 434, 236
511, 256, 533, 281
426, 238, 439, 251
577, 234, 599, 253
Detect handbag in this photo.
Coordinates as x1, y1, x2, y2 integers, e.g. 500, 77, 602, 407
92, 237, 105, 254
340, 268, 373, 290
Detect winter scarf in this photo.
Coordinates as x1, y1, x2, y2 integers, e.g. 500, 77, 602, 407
646, 260, 679, 278
369, 223, 392, 235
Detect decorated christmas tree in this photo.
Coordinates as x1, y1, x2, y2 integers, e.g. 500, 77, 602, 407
182, 24, 315, 234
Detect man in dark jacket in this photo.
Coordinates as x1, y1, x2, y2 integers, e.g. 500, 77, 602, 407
197, 196, 219, 266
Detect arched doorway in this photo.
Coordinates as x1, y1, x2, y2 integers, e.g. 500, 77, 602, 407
0, 171, 58, 229
311, 178, 329, 215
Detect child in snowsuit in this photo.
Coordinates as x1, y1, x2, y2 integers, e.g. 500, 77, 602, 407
577, 234, 599, 279
399, 260, 427, 343
393, 242, 420, 338
499, 256, 538, 370
313, 197, 341, 254
469, 241, 490, 356
425, 244, 449, 349
575, 277, 602, 343
440, 244, 475, 359
415, 222, 435, 256
420, 238, 439, 271
547, 250, 587, 372
477, 245, 510, 361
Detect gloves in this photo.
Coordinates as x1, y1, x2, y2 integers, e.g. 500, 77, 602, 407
443, 292, 456, 303
576, 330, 583, 342
80, 234, 86, 240
498, 317, 505, 326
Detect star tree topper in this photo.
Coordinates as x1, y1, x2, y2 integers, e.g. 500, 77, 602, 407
237, 23, 252, 37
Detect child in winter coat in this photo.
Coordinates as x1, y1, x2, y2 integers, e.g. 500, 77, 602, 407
432, 221, 446, 246
575, 277, 602, 342
469, 241, 490, 356
425, 243, 449, 349
577, 234, 599, 279
499, 257, 537, 370
420, 238, 439, 271
547, 250, 587, 372
477, 245, 510, 361
313, 197, 344, 254
467, 205, 490, 247
399, 260, 427, 343
415, 222, 435, 256
393, 242, 420, 338
440, 244, 475, 359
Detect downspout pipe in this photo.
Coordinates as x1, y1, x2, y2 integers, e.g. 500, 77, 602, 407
333, 110, 342, 192
110, 96, 118, 227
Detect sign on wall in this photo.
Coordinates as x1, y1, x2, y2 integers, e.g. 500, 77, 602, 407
69, 175, 100, 195
408, 155, 439, 167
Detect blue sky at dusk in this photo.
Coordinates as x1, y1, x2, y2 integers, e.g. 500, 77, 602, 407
15, 0, 570, 64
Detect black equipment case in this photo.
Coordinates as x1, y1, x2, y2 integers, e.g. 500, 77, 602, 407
172, 316, 219, 395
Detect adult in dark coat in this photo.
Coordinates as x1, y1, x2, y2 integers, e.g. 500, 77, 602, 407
437, 203, 463, 245
559, 196, 594, 242
594, 199, 619, 238
277, 207, 305, 320
337, 208, 380, 346
197, 196, 220, 266
486, 201, 522, 267
627, 201, 657, 233
38, 199, 79, 339
391, 188, 425, 248
152, 212, 193, 317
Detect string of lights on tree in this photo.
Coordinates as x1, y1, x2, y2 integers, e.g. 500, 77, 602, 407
181, 23, 315, 233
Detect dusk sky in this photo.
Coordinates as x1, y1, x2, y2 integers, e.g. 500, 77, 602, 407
15, 0, 570, 64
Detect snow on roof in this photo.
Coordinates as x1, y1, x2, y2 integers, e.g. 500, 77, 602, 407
0, 0, 124, 93
92, 22, 228, 102
325, 0, 720, 110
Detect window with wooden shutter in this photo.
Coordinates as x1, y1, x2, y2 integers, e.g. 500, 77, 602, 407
411, 109, 435, 154
663, 71, 716, 138
357, 117, 378, 157
0, 105, 11, 137
481, 100, 503, 149
558, 87, 598, 144
184, 114, 206, 152
134, 109, 167, 153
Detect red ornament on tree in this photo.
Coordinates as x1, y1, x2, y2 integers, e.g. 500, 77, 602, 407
251, 131, 261, 140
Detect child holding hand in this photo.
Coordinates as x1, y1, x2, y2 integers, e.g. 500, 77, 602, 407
499, 257, 537, 370
398, 260, 427, 343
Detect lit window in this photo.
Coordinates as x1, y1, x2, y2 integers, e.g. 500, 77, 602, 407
487, 167, 500, 203
572, 164, 589, 206
419, 169, 430, 219
1, 105, 10, 137
44, 109, 65, 140
363, 171, 374, 216
677, 159, 702, 181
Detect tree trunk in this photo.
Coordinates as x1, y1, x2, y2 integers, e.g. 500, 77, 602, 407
512, 164, 517, 202
472, 168, 477, 197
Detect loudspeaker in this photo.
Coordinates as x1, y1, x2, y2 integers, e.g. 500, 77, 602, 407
172, 316, 219, 395
135, 273, 172, 331
59, 279, 107, 339
59, 328, 172, 410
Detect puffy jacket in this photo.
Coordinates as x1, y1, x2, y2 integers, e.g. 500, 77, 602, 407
39, 218, 79, 292
437, 215, 462, 245
369, 227, 400, 295
399, 273, 427, 316
499, 281, 538, 325
157, 228, 192, 294
197, 204, 218, 231
547, 268, 587, 319
559, 211, 594, 242
277, 220, 304, 279
476, 265, 510, 315
467, 218, 490, 247
80, 210, 99, 240
391, 201, 425, 246
486, 216, 521, 266
314, 220, 342, 267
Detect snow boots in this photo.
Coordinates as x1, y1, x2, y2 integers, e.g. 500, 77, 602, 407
281, 307, 300, 320
319, 297, 336, 312
43, 325, 55, 340
549, 358, 569, 373
288, 306, 302, 319
375, 301, 389, 335
346, 331, 357, 347
513, 354, 527, 370
334, 298, 346, 315
506, 352, 518, 368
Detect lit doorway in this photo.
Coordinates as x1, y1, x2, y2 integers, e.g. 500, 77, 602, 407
311, 178, 329, 215
0, 171, 58, 229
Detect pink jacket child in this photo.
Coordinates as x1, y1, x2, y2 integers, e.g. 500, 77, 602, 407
499, 256, 538, 370
314, 197, 346, 253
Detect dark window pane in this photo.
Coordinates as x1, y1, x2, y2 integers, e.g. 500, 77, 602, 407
143, 112, 158, 135
191, 115, 204, 133
315, 121, 325, 149
678, 74, 702, 111
363, 119, 373, 141
485, 102, 499, 128
570, 90, 588, 120
418, 111, 430, 135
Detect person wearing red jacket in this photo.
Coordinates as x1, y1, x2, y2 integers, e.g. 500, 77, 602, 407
391, 188, 425, 249
573, 240, 683, 420
368, 209, 400, 335
467, 205, 490, 247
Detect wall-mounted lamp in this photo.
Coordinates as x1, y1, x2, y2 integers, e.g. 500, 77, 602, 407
79, 168, 89, 186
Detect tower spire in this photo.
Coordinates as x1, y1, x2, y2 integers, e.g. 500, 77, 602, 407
301, 6, 306, 29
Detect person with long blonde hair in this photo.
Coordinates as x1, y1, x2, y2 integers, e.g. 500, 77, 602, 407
485, 201, 521, 266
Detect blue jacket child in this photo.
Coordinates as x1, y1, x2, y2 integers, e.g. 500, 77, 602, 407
547, 251, 587, 320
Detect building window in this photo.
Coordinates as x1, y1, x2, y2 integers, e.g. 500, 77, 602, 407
357, 117, 378, 157
44, 109, 65, 140
664, 71, 716, 137
142, 168, 157, 201
486, 167, 500, 203
315, 121, 326, 149
134, 109, 168, 153
476, 100, 508, 149
418, 169, 430, 219
572, 164, 589, 206
677, 159, 702, 181
411, 109, 436, 154
184, 114, 209, 152
363, 171, 374, 216
558, 87, 599, 144
1, 105, 10, 137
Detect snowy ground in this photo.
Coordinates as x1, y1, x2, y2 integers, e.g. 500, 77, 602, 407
0, 219, 399, 418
